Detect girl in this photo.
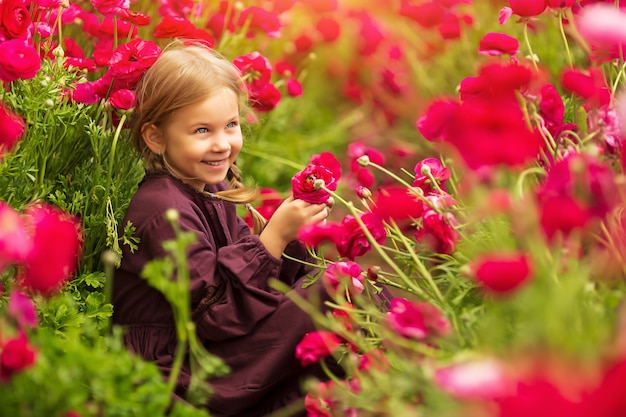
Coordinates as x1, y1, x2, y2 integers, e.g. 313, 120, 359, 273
111, 42, 337, 416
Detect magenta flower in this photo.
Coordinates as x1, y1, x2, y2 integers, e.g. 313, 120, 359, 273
347, 141, 385, 188
17, 203, 83, 297
0, 332, 37, 382
0, 202, 32, 273
478, 32, 519, 56
285, 78, 303, 97
310, 151, 342, 180
415, 209, 459, 255
108, 39, 162, 87
233, 51, 273, 90
0, 101, 25, 160
109, 88, 136, 111
0, 40, 41, 82
323, 261, 364, 297
295, 330, 341, 366
470, 251, 533, 295
237, 6, 281, 39
576, 4, 626, 60
416, 97, 460, 141
386, 298, 451, 340
336, 213, 386, 260
0, 0, 31, 40
435, 358, 514, 399
8, 291, 38, 329
91, 0, 129, 16
371, 186, 425, 226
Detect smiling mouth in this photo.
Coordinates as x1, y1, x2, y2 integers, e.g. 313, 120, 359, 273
202, 159, 227, 166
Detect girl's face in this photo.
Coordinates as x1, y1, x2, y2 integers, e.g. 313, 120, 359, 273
161, 88, 243, 192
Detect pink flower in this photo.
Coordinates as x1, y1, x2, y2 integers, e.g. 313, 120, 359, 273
295, 330, 341, 366
0, 332, 37, 382
8, 291, 38, 329
315, 16, 341, 42
0, 202, 31, 272
0, 101, 25, 160
386, 298, 451, 340
413, 157, 451, 194
435, 358, 514, 399
245, 188, 283, 228
416, 98, 460, 141
311, 151, 342, 180
90, 0, 129, 16
0, 0, 31, 40
67, 81, 99, 105
347, 141, 385, 188
470, 251, 533, 294
323, 261, 364, 297
371, 186, 425, 226
109, 88, 136, 111
16, 203, 83, 297
0, 40, 41, 82
508, 0, 548, 17
237, 6, 281, 39
576, 4, 626, 58
336, 213, 386, 260
478, 32, 519, 56
415, 209, 459, 255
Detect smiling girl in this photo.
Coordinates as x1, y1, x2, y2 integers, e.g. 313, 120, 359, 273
111, 42, 337, 417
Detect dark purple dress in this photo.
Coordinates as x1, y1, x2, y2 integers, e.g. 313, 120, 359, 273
112, 172, 336, 416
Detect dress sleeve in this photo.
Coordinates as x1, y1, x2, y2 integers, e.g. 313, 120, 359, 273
176, 210, 286, 342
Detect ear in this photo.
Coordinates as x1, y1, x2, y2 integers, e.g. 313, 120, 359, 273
141, 123, 165, 154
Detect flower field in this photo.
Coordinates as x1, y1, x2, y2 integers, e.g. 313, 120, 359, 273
2, 0, 626, 416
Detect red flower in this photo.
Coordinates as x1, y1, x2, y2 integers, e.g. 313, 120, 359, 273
347, 141, 385, 188
295, 331, 341, 366
285, 78, 303, 97
337, 213, 386, 260
154, 16, 197, 39
560, 67, 611, 107
0, 101, 25, 160
90, 0, 129, 16
470, 251, 533, 294
371, 186, 425, 225
478, 32, 520, 56
508, 0, 548, 17
0, 0, 31, 40
0, 332, 37, 382
16, 203, 83, 297
297, 222, 342, 248
0, 40, 41, 82
536, 152, 619, 239
416, 97, 460, 141
315, 16, 341, 42
248, 82, 282, 112
386, 297, 451, 340
0, 202, 31, 273
292, 153, 341, 204
233, 51, 273, 90
400, 1, 445, 28
444, 101, 543, 170
119, 9, 151, 26
246, 188, 283, 228
237, 7, 281, 39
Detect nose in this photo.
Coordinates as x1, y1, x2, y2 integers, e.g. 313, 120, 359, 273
210, 131, 231, 152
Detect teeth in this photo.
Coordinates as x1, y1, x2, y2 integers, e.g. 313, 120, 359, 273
205, 161, 222, 166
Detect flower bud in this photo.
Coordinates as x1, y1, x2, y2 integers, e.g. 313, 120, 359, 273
357, 155, 370, 166
313, 178, 325, 190
44, 99, 54, 108
367, 266, 381, 282
165, 208, 180, 222
356, 186, 371, 199
101, 249, 120, 267
52, 46, 65, 58
420, 164, 432, 176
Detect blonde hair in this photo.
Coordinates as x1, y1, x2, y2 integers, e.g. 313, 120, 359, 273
131, 41, 267, 233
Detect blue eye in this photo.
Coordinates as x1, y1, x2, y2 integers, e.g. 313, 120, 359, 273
195, 127, 209, 134
226, 121, 238, 129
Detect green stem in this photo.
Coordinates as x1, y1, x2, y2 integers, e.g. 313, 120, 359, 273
107, 113, 127, 184
557, 10, 573, 68
523, 19, 539, 71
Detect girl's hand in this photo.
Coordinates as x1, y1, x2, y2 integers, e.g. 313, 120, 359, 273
259, 196, 329, 258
